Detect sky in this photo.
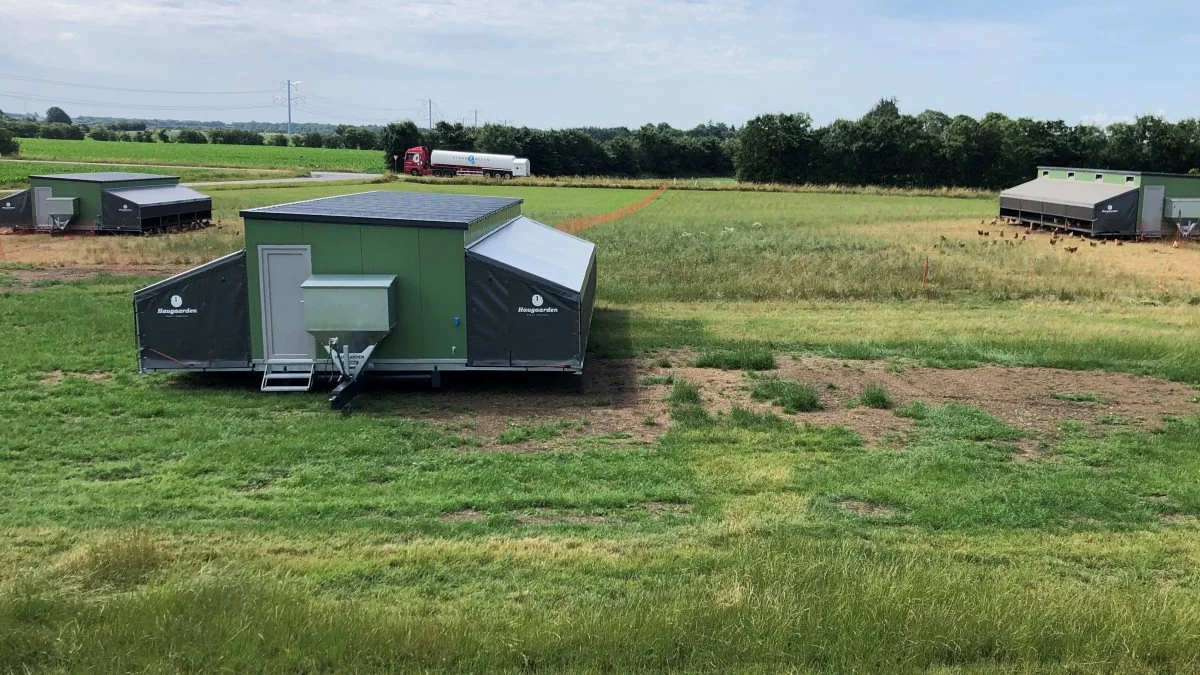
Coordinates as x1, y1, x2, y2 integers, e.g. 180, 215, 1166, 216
0, 0, 1196, 129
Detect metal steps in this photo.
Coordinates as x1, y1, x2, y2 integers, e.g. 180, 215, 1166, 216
260, 362, 315, 392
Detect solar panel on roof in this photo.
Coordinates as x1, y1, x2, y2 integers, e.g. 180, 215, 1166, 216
241, 190, 523, 229
31, 172, 179, 183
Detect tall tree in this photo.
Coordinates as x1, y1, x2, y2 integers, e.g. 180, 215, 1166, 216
734, 113, 816, 183
44, 107, 71, 125
0, 128, 18, 155
379, 120, 425, 169
426, 121, 475, 151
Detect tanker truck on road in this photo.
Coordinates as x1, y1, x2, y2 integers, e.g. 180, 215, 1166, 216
401, 146, 531, 179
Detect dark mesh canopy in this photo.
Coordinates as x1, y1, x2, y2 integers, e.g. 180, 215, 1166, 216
999, 179, 1140, 236
465, 217, 596, 368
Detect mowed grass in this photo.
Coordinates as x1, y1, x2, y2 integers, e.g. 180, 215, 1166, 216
14, 137, 386, 173
2, 280, 1200, 671
4, 183, 1200, 670
0, 160, 299, 188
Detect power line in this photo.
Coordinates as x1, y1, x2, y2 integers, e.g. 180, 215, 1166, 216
0, 90, 279, 111
304, 93, 424, 114
0, 72, 274, 95
294, 103, 392, 124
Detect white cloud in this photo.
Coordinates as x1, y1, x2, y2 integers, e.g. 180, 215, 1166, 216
0, 0, 1194, 128
1080, 113, 1134, 127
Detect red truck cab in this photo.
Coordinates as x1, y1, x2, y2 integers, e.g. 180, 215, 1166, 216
401, 146, 431, 176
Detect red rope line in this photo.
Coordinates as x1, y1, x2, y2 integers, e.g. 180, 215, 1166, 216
555, 185, 666, 235
146, 348, 193, 368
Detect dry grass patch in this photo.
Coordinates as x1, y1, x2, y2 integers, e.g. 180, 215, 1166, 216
837, 500, 900, 517
439, 509, 487, 523
40, 370, 112, 385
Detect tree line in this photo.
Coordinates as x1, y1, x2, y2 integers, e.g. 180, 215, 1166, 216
4, 101, 1200, 186
734, 100, 1200, 189
377, 120, 735, 177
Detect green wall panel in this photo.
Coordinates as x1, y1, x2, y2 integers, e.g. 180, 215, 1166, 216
418, 228, 468, 359
1037, 168, 1140, 187
304, 222, 362, 275
243, 218, 467, 361
361, 226, 424, 358
1141, 175, 1200, 200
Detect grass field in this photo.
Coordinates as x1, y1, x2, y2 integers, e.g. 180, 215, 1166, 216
3, 181, 1200, 672
13, 138, 386, 173
0, 160, 300, 189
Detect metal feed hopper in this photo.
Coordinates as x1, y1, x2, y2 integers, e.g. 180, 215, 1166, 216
294, 275, 399, 404
133, 190, 597, 409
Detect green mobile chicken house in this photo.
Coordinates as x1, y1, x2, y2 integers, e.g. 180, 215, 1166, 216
133, 190, 597, 408
0, 172, 211, 234
999, 167, 1200, 238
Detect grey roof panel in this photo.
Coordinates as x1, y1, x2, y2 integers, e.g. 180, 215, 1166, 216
31, 172, 179, 183
467, 216, 596, 294
105, 184, 210, 207
241, 190, 522, 229
1000, 178, 1137, 208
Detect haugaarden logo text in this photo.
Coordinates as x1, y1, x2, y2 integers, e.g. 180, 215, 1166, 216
158, 294, 198, 315
519, 293, 558, 314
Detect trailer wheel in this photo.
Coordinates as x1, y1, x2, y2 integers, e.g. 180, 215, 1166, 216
501, 172, 512, 180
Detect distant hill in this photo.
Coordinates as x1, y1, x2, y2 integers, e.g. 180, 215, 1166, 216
74, 116, 385, 134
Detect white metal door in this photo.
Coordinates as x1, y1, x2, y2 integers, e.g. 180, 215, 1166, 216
1142, 186, 1165, 237
259, 245, 314, 362
33, 187, 52, 227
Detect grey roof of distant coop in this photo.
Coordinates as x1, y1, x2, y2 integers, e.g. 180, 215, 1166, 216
467, 216, 596, 297
105, 185, 210, 207
31, 172, 179, 183
240, 190, 523, 229
1000, 179, 1137, 209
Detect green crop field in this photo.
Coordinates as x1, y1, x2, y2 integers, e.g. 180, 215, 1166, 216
0, 160, 300, 189
3, 183, 1200, 672
13, 138, 387, 173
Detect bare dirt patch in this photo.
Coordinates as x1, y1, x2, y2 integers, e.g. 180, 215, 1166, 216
751, 355, 1199, 445
1158, 514, 1200, 526
1010, 439, 1043, 463
347, 352, 1198, 453
41, 370, 112, 385
837, 500, 899, 517
515, 509, 608, 526
440, 509, 486, 523
358, 358, 669, 451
